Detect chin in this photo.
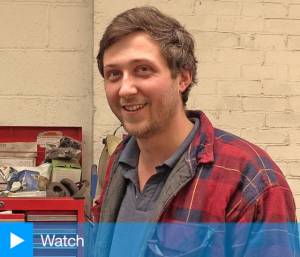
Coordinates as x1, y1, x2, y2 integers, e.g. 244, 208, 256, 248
123, 121, 156, 139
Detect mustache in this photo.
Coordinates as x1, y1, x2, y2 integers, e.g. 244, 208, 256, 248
120, 98, 147, 105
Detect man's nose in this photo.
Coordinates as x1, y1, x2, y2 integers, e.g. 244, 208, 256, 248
118, 74, 138, 97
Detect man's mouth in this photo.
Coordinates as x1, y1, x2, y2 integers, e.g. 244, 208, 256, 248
122, 104, 147, 112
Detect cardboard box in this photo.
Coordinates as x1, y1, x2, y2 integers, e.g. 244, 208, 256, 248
0, 157, 36, 166
51, 159, 81, 182
0, 126, 82, 166
0, 142, 37, 166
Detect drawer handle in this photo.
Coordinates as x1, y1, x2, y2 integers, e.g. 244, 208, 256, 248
0, 201, 4, 208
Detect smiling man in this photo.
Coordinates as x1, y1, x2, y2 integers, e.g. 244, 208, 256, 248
93, 6, 298, 257
102, 31, 194, 191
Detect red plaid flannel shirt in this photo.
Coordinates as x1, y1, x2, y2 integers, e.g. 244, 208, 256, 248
93, 110, 296, 223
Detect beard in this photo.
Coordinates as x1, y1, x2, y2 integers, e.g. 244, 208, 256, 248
120, 87, 181, 139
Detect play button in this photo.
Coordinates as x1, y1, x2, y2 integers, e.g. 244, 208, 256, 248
0, 222, 33, 257
10, 232, 24, 249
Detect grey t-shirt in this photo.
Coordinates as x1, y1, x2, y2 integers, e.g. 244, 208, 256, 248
116, 118, 200, 222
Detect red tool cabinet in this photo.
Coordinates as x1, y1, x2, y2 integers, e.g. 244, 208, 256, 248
0, 197, 85, 222
0, 197, 85, 257
0, 126, 84, 222
0, 126, 85, 257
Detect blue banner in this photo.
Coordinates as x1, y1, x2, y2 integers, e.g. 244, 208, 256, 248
0, 222, 299, 257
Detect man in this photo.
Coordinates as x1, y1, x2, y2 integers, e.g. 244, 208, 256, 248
92, 6, 298, 257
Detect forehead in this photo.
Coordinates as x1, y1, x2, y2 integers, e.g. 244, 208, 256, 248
103, 32, 167, 68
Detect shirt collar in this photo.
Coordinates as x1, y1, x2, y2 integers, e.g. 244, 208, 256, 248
186, 110, 215, 164
162, 118, 199, 169
118, 118, 200, 171
118, 136, 139, 168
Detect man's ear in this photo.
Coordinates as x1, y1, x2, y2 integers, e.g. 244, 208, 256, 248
178, 69, 192, 93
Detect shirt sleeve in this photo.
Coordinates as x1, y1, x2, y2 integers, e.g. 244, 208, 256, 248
229, 186, 299, 257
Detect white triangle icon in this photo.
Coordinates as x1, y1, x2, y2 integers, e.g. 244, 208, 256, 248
10, 232, 24, 249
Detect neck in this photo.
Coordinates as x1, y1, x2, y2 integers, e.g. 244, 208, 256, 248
136, 110, 193, 170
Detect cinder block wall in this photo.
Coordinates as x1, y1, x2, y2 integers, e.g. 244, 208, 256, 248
94, 0, 300, 217
0, 0, 93, 178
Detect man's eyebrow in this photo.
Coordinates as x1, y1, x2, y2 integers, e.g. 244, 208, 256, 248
103, 64, 118, 69
104, 58, 153, 69
130, 58, 152, 63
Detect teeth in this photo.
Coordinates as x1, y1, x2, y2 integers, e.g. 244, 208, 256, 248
123, 104, 146, 112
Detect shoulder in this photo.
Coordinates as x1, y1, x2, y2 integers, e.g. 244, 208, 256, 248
210, 129, 295, 220
214, 128, 265, 156
213, 128, 291, 203
213, 128, 280, 176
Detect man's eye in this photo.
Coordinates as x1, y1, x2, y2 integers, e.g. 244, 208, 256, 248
136, 65, 153, 76
105, 71, 121, 82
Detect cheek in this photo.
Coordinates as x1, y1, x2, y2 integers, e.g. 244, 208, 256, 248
105, 86, 119, 105
104, 87, 122, 117
141, 77, 172, 97
148, 79, 179, 100
105, 88, 122, 118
